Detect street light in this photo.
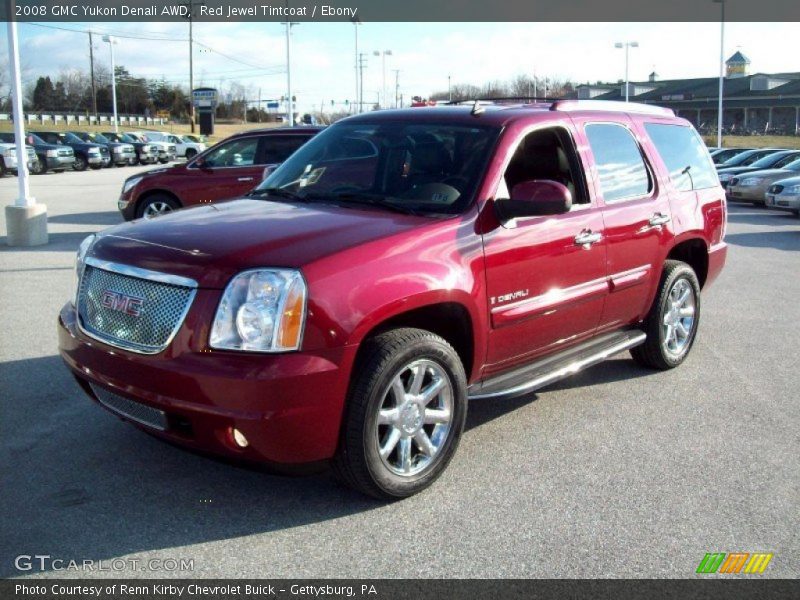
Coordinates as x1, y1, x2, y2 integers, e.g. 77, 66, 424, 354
351, 16, 361, 113
102, 35, 118, 132
714, 0, 726, 148
373, 49, 392, 109
614, 41, 639, 102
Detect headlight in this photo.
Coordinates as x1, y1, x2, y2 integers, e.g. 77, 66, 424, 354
2, 148, 14, 158
73, 234, 96, 305
739, 177, 762, 187
786, 185, 800, 194
718, 173, 733, 182
210, 269, 307, 352
122, 176, 143, 194
88, 148, 100, 155
46, 149, 58, 157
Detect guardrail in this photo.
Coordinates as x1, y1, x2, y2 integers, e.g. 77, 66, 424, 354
0, 113, 167, 126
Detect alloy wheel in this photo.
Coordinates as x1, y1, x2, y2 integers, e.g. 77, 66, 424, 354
662, 278, 696, 357
142, 201, 173, 219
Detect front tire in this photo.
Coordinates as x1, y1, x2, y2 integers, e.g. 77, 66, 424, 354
73, 155, 88, 171
136, 194, 180, 219
32, 157, 47, 175
631, 260, 701, 370
333, 328, 467, 499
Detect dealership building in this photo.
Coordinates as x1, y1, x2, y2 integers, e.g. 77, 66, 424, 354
575, 52, 800, 134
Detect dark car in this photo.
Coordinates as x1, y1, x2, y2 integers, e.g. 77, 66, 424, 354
62, 101, 727, 498
71, 132, 136, 167
102, 131, 159, 165
717, 150, 800, 189
36, 131, 108, 170
709, 147, 753, 165
0, 132, 74, 174
117, 126, 322, 219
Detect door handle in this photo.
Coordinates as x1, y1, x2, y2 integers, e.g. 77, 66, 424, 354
574, 230, 602, 248
237, 177, 254, 182
648, 213, 671, 227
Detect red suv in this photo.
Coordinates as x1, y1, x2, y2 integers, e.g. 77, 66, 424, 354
59, 101, 727, 498
117, 126, 322, 220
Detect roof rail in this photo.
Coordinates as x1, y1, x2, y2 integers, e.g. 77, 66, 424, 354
550, 100, 674, 116
446, 96, 567, 106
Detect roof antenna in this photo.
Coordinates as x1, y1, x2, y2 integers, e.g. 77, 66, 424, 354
470, 100, 485, 116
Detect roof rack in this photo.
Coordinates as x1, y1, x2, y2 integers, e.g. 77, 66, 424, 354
446, 96, 567, 106
550, 99, 674, 116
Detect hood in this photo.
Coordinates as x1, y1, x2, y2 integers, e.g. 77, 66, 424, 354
771, 175, 800, 188
733, 168, 798, 181
89, 198, 428, 288
718, 166, 762, 176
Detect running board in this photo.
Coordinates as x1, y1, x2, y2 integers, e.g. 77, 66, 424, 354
468, 330, 646, 400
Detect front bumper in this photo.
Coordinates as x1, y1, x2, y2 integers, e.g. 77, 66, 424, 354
765, 192, 800, 212
58, 302, 355, 465
46, 155, 75, 169
87, 154, 104, 165
157, 150, 176, 162
113, 151, 137, 165
3, 154, 19, 170
727, 185, 769, 203
137, 150, 157, 163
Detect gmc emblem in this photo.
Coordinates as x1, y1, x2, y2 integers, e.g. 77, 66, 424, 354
100, 290, 144, 317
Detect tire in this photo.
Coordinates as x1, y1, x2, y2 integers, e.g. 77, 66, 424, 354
136, 194, 180, 219
185, 149, 197, 160
73, 155, 88, 171
89, 164, 103, 170
0, 159, 6, 178
158, 157, 169, 164
332, 328, 468, 499
32, 157, 47, 175
631, 260, 701, 370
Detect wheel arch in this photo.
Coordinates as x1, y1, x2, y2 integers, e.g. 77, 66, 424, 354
667, 237, 709, 288
135, 189, 183, 215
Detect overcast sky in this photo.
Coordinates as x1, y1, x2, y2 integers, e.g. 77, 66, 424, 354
2, 21, 798, 112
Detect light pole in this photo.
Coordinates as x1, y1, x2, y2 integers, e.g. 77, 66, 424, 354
283, 18, 298, 124
102, 35, 119, 132
714, 0, 726, 147
373, 49, 392, 109
614, 41, 639, 102
448, 75, 451, 102
351, 16, 361, 114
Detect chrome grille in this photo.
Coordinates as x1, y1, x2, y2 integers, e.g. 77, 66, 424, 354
90, 384, 168, 430
58, 148, 73, 157
78, 263, 196, 354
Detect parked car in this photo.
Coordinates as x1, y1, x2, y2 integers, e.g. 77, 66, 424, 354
36, 131, 108, 170
70, 132, 136, 167
60, 101, 727, 498
117, 126, 322, 219
716, 147, 784, 170
708, 147, 753, 165
0, 141, 37, 177
182, 134, 207, 144
142, 131, 206, 159
0, 132, 73, 174
126, 132, 176, 163
765, 176, 800, 217
718, 150, 800, 189
726, 157, 800, 204
102, 132, 159, 165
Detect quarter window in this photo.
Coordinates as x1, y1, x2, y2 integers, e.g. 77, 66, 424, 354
585, 123, 651, 202
644, 123, 719, 191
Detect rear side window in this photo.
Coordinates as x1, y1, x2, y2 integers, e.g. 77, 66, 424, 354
644, 123, 718, 191
260, 135, 313, 164
585, 123, 651, 203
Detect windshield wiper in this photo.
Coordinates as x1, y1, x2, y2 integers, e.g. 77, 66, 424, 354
332, 192, 419, 216
247, 187, 308, 202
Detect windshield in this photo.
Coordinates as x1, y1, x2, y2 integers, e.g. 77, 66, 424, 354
740, 151, 780, 166
750, 152, 798, 169
55, 132, 83, 144
256, 121, 499, 215
105, 132, 134, 143
83, 132, 110, 144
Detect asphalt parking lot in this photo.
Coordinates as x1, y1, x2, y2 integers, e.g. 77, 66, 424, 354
0, 166, 798, 579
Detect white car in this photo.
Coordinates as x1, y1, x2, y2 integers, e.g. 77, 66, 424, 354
139, 131, 206, 159
0, 142, 37, 177
126, 132, 176, 164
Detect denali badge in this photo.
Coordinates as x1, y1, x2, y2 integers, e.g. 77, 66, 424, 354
100, 290, 144, 317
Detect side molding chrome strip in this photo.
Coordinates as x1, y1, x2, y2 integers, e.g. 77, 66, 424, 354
468, 331, 646, 400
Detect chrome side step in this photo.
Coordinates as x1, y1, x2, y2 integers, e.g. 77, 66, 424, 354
468, 330, 646, 400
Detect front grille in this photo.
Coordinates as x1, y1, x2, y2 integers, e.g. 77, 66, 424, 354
769, 184, 784, 194
168, 145, 176, 152
90, 384, 168, 430
78, 264, 195, 354
58, 149, 73, 157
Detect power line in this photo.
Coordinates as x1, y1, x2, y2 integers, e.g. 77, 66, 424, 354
21, 22, 189, 42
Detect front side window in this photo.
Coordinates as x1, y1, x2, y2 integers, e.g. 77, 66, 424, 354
256, 121, 500, 215
201, 137, 258, 168
644, 123, 718, 191
585, 123, 651, 203
261, 135, 315, 164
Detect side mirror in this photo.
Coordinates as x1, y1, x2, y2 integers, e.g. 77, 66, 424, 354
494, 180, 572, 224
262, 163, 281, 180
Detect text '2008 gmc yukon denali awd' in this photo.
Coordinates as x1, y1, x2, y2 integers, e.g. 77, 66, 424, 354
58, 100, 727, 499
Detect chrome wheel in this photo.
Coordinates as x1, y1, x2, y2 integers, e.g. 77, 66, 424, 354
142, 201, 173, 219
375, 359, 454, 477
662, 278, 696, 357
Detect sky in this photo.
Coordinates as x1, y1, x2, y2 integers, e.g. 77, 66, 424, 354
1, 21, 799, 113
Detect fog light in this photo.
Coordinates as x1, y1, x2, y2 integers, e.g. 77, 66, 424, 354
231, 427, 249, 448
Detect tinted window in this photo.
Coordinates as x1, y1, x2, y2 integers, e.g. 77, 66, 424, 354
754, 152, 800, 169
585, 123, 651, 202
261, 135, 314, 164
202, 137, 258, 167
741, 150, 778, 166
644, 123, 718, 191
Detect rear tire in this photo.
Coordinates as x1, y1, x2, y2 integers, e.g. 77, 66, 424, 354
332, 328, 467, 499
631, 260, 701, 370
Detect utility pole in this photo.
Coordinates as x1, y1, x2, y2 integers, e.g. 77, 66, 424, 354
181, 0, 204, 133
257, 87, 261, 122
715, 0, 726, 147
358, 52, 368, 113
351, 16, 361, 117
448, 74, 451, 102
282, 3, 298, 124
393, 69, 400, 108
88, 32, 97, 118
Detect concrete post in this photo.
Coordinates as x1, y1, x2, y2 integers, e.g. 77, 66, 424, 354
5, 18, 48, 247
743, 108, 748, 128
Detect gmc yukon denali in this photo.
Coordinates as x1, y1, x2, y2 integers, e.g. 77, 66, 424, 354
58, 101, 727, 499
